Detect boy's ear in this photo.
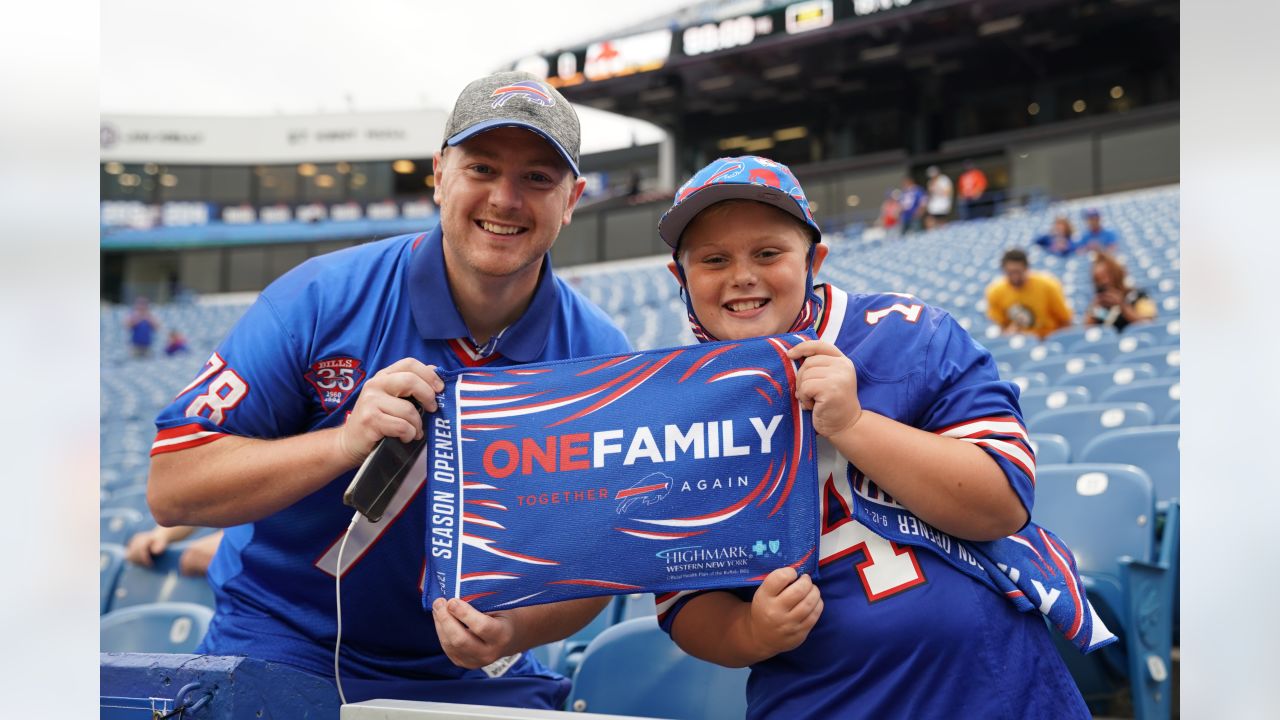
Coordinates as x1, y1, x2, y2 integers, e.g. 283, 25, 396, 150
666, 260, 684, 286
811, 243, 830, 276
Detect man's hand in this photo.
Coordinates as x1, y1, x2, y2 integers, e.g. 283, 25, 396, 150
787, 340, 861, 439
747, 567, 824, 657
431, 598, 518, 669
337, 359, 445, 464
177, 530, 223, 577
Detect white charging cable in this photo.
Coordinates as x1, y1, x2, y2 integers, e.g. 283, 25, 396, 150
334, 511, 361, 705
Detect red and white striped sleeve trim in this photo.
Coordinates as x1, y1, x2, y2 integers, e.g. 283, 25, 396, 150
934, 416, 1035, 484
655, 589, 697, 626
150, 423, 227, 456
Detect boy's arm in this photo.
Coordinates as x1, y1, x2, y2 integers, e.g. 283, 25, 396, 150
788, 341, 1027, 541
669, 568, 822, 668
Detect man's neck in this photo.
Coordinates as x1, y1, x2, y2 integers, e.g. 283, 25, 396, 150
447, 260, 544, 347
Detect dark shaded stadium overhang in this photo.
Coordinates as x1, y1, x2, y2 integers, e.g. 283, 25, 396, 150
512, 0, 1178, 166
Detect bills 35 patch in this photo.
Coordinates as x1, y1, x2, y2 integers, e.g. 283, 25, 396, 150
423, 332, 820, 613
304, 357, 365, 412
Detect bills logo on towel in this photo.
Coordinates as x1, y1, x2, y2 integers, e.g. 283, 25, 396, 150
423, 332, 820, 612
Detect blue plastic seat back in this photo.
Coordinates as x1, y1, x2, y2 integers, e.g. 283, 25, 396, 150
1098, 378, 1180, 424
1028, 433, 1071, 465
1006, 370, 1050, 393
1021, 352, 1104, 382
989, 340, 1064, 369
101, 509, 146, 545
102, 486, 152, 518
1031, 464, 1157, 614
109, 541, 215, 612
1018, 385, 1091, 418
1045, 325, 1116, 348
567, 617, 749, 720
101, 543, 126, 615
1079, 426, 1181, 506
1026, 402, 1155, 455
1067, 332, 1156, 363
1055, 362, 1156, 399
100, 601, 214, 654
1115, 344, 1180, 377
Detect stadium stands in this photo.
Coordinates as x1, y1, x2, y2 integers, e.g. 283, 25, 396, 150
100, 544, 126, 615
100, 185, 1181, 715
1080, 426, 1181, 509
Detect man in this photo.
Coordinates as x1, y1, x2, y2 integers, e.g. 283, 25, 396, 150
984, 248, 1073, 338
956, 160, 987, 220
145, 71, 631, 711
1078, 208, 1119, 252
898, 176, 927, 234
924, 165, 952, 229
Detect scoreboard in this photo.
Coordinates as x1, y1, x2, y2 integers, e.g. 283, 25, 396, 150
514, 0, 920, 87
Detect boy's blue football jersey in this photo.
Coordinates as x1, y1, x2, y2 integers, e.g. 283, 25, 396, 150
151, 227, 631, 705
659, 284, 1089, 719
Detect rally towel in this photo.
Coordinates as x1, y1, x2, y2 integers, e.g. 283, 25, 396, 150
846, 473, 1117, 653
423, 332, 820, 613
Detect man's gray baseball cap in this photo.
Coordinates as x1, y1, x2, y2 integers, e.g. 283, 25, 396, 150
442, 71, 581, 177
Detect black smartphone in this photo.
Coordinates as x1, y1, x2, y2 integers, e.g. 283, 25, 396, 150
342, 403, 429, 522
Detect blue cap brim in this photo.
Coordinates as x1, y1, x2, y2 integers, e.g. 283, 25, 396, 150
446, 119, 580, 177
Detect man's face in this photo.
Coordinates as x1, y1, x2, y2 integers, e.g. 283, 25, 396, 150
670, 202, 827, 341
1003, 260, 1028, 288
1087, 215, 1102, 233
433, 127, 585, 283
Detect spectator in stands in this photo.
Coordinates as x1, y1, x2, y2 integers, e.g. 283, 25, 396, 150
1032, 215, 1079, 257
878, 189, 902, 233
144, 71, 631, 710
164, 329, 189, 356
985, 248, 1073, 338
654, 156, 1092, 719
924, 165, 953, 229
956, 160, 988, 220
124, 525, 223, 577
124, 297, 159, 358
1085, 251, 1157, 331
898, 176, 927, 234
1079, 208, 1120, 252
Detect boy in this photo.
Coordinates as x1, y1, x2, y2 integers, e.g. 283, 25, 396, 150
655, 156, 1089, 719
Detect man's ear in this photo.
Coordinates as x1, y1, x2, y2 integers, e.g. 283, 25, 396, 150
562, 176, 588, 225
432, 151, 445, 205
811, 243, 830, 276
666, 260, 683, 286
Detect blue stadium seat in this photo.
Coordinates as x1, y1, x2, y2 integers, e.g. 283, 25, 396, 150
980, 332, 1038, 354
1120, 344, 1181, 377
1028, 433, 1071, 465
1079, 426, 1181, 508
1006, 370, 1049, 392
989, 340, 1064, 369
1067, 332, 1157, 363
101, 508, 147, 545
1099, 377, 1180, 423
100, 602, 214, 654
1020, 352, 1103, 381
1054, 362, 1156, 400
1017, 386, 1091, 418
616, 592, 657, 622
1032, 464, 1173, 720
1162, 403, 1180, 424
1044, 325, 1116, 348
109, 541, 216, 612
102, 485, 152, 518
1025, 402, 1155, 455
101, 543, 126, 615
535, 596, 619, 677
566, 617, 748, 720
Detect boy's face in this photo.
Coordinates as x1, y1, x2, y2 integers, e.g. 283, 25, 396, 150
669, 201, 827, 340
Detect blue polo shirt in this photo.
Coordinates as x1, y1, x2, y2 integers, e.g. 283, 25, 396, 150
151, 226, 631, 708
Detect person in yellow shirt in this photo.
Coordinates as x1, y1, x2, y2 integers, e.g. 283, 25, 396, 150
985, 248, 1073, 338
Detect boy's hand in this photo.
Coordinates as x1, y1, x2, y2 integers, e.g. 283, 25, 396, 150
748, 567, 824, 657
787, 341, 861, 438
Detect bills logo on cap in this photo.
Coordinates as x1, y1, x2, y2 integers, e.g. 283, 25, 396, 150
490, 80, 555, 108
676, 160, 745, 202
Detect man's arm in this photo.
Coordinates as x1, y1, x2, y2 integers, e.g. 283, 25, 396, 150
431, 596, 613, 669
149, 358, 444, 527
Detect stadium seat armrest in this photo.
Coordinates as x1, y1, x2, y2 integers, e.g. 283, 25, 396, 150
1118, 558, 1174, 720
